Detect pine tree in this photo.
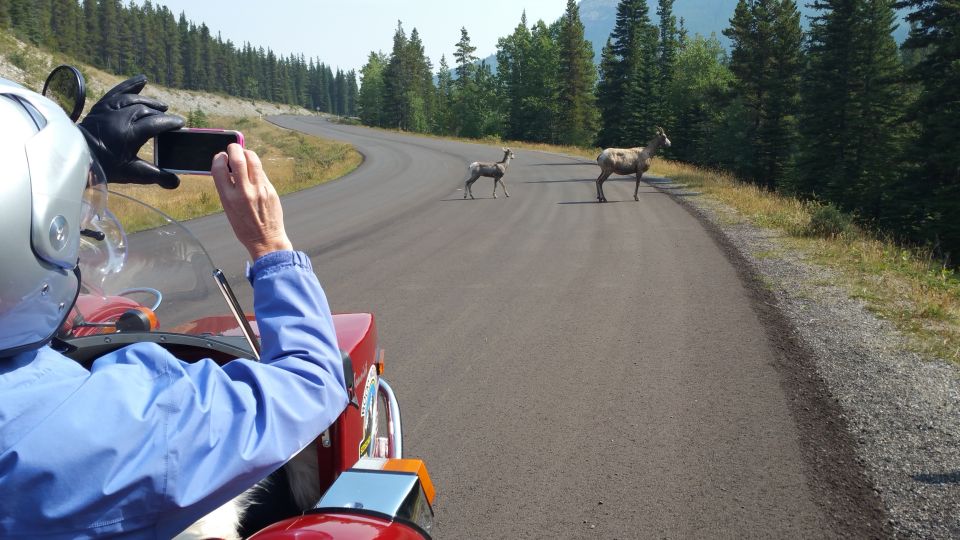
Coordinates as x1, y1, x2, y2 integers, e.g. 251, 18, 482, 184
453, 27, 479, 136
406, 28, 435, 133
359, 51, 388, 126
335, 69, 347, 116
50, 0, 81, 53
383, 21, 410, 128
116, 5, 137, 74
895, 0, 960, 258
321, 64, 333, 112
596, 0, 660, 147
722, 0, 802, 188
97, 0, 121, 71
0, 0, 10, 29
656, 0, 679, 137
472, 61, 502, 137
556, 0, 598, 146
178, 15, 196, 89
81, 0, 98, 63
453, 26, 477, 92
160, 6, 182, 87
525, 20, 560, 143
666, 34, 733, 165
346, 69, 359, 117
497, 12, 533, 141
198, 23, 214, 90
434, 54, 454, 134
795, 0, 906, 222
14, 0, 51, 45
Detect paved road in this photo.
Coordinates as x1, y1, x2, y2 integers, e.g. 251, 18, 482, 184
185, 116, 880, 538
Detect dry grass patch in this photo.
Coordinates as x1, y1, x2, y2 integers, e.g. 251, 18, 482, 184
111, 116, 361, 231
647, 159, 960, 362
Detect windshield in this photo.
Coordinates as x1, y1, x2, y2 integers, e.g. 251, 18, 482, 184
59, 191, 256, 353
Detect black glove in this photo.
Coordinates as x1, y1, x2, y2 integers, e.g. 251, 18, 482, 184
78, 75, 185, 189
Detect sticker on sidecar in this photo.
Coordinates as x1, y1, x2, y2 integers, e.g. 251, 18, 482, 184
358, 365, 378, 457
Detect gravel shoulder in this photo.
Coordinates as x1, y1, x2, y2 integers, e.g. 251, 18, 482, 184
655, 178, 960, 538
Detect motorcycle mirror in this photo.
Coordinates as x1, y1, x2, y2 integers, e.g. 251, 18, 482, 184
42, 65, 85, 122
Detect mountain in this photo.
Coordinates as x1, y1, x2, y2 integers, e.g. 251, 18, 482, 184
483, 0, 911, 68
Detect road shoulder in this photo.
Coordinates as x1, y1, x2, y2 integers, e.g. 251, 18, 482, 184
657, 179, 960, 538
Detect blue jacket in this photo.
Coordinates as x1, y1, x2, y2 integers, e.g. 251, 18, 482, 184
0, 251, 349, 538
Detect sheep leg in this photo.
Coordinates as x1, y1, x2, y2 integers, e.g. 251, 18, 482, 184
596, 170, 611, 202
464, 175, 479, 199
634, 171, 642, 201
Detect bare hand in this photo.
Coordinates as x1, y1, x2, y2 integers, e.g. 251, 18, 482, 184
211, 144, 293, 260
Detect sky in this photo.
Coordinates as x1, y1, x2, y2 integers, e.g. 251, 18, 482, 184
143, 1, 570, 74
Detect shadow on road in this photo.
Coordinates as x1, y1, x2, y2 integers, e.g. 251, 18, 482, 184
523, 178, 594, 184
913, 471, 960, 485
528, 162, 593, 166
557, 200, 633, 205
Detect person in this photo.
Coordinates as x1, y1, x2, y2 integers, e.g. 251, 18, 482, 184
0, 75, 348, 538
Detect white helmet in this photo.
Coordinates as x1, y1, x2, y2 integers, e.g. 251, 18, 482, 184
0, 78, 101, 356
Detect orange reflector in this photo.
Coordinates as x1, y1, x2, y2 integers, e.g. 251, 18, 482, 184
136, 306, 159, 331
381, 458, 435, 505
376, 349, 385, 375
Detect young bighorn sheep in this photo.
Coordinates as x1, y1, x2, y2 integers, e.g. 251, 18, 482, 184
464, 147, 515, 199
595, 127, 671, 202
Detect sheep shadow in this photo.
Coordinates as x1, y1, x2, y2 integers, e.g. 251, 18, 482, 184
529, 162, 594, 167
523, 178, 594, 184
913, 471, 960, 485
440, 194, 508, 201
558, 195, 657, 205
525, 177, 658, 185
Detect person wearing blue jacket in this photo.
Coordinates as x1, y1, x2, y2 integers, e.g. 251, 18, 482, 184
0, 76, 349, 538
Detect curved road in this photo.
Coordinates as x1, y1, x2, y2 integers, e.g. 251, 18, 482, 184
186, 116, 882, 537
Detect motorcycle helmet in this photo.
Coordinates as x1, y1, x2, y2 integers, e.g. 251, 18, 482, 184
0, 77, 106, 356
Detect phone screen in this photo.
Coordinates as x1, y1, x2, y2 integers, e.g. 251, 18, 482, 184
155, 130, 243, 173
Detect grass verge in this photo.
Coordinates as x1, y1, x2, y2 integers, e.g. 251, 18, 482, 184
110, 115, 361, 232
651, 161, 960, 363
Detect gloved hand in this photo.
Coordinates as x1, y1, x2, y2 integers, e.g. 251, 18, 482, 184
78, 75, 185, 189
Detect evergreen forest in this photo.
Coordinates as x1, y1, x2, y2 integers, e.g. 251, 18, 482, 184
0, 0, 359, 115
1, 0, 958, 263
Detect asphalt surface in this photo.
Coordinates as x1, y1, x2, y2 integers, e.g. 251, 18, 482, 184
183, 116, 883, 538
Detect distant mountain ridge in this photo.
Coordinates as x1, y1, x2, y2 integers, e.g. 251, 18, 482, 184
483, 0, 911, 69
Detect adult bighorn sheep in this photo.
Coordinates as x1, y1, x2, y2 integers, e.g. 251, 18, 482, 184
464, 147, 515, 199
595, 127, 671, 202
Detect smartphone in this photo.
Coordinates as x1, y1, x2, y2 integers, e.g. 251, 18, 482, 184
154, 128, 245, 175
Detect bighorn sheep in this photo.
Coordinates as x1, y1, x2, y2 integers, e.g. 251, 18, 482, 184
464, 147, 515, 199
595, 127, 671, 202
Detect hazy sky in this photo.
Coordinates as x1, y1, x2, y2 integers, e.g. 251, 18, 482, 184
145, 1, 570, 73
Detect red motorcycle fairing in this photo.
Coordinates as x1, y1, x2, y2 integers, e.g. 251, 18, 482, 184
250, 511, 428, 540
